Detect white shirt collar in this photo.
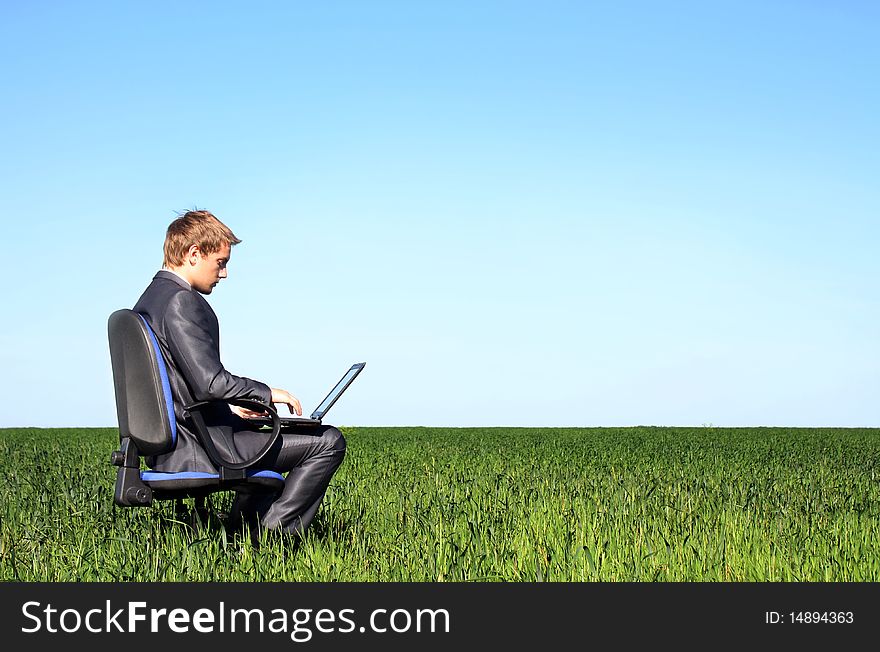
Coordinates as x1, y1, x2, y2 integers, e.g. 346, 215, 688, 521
163, 267, 192, 288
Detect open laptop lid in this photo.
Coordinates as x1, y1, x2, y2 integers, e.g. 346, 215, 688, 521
310, 362, 365, 420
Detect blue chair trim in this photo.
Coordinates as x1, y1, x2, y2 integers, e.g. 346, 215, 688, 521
137, 314, 177, 446
248, 470, 285, 481
142, 471, 217, 482
141, 470, 284, 482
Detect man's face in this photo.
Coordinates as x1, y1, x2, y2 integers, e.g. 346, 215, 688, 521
190, 242, 231, 294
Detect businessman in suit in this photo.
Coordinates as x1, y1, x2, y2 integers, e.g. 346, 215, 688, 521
133, 210, 346, 538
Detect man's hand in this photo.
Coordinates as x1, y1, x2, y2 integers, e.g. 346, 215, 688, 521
271, 388, 303, 416
229, 404, 268, 419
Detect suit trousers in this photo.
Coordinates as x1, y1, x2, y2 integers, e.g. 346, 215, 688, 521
211, 413, 347, 537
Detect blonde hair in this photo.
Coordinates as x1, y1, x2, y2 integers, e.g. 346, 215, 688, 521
163, 210, 242, 267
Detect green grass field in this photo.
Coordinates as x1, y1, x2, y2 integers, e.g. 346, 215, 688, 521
2, 426, 879, 581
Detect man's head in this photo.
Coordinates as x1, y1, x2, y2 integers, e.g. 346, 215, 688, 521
163, 210, 242, 294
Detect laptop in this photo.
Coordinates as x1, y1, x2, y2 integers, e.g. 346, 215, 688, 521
254, 362, 365, 427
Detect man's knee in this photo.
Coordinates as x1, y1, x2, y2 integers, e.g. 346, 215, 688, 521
321, 426, 346, 456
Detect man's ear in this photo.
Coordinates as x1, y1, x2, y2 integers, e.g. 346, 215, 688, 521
187, 244, 201, 266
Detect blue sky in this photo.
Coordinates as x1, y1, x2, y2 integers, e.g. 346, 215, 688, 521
0, 1, 876, 428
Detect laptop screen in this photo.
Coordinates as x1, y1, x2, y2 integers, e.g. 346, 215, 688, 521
311, 363, 365, 419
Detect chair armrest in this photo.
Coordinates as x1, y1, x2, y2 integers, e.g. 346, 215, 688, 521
183, 399, 281, 471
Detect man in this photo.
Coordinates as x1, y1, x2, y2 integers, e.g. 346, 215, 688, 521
133, 209, 346, 538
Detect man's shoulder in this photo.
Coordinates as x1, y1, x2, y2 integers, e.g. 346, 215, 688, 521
134, 276, 216, 340
135, 272, 203, 312
153, 270, 193, 291
138, 272, 185, 296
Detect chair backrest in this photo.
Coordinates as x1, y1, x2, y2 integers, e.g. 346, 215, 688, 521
108, 309, 177, 455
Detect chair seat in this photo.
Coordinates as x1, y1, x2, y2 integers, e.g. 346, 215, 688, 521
141, 469, 284, 498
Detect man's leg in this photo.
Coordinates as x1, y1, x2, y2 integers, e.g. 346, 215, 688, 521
232, 425, 347, 537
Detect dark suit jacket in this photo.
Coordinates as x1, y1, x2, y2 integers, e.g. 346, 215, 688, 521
133, 270, 272, 473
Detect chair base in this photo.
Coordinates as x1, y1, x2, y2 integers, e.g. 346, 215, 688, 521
112, 464, 284, 506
